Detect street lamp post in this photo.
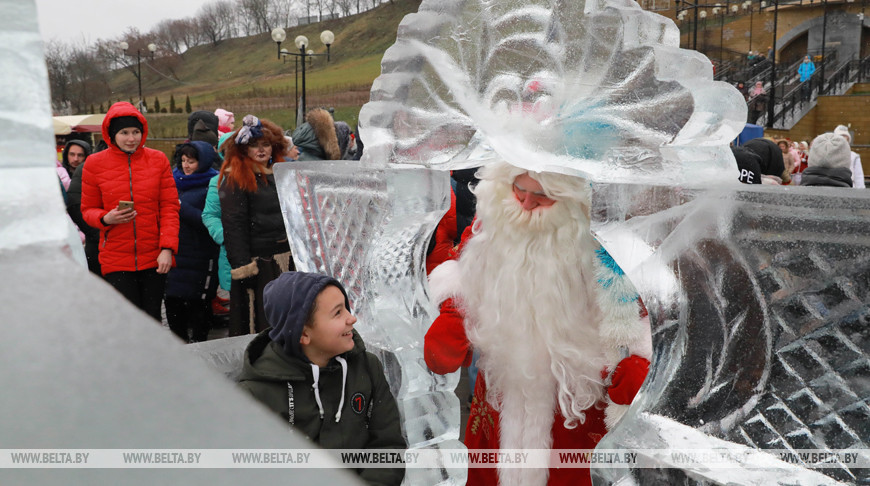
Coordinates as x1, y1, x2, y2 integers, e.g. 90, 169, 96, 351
676, 0, 730, 52
270, 27, 335, 123
729, 3, 740, 64
716, 6, 725, 64
700, 10, 708, 53
766, 0, 779, 127
119, 41, 156, 113
295, 56, 299, 117
819, 0, 829, 96
745, 0, 754, 52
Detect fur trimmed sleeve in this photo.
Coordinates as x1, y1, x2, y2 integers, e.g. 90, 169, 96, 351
593, 246, 652, 362
307, 108, 340, 160
593, 245, 653, 429
427, 259, 463, 306
230, 259, 259, 280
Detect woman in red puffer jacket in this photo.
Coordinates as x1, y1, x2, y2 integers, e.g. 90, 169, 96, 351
81, 102, 180, 321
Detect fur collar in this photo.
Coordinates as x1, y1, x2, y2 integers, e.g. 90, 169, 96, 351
306, 109, 340, 160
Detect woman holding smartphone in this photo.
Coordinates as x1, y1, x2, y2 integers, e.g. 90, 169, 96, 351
81, 102, 180, 321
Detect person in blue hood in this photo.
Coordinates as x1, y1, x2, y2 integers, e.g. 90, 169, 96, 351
238, 272, 406, 485
164, 141, 220, 342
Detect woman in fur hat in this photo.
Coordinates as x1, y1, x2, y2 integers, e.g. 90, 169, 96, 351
218, 115, 293, 336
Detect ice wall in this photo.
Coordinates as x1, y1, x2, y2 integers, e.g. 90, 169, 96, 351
1, 2, 360, 484
590, 184, 870, 485
274, 162, 465, 485
0, 1, 80, 256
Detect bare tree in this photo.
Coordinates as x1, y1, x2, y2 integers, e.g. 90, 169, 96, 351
238, 0, 271, 33
98, 28, 153, 79
171, 18, 205, 51
326, 0, 338, 18
270, 0, 294, 28
298, 0, 321, 23
232, 0, 257, 36
67, 45, 110, 113
334, 0, 352, 17
153, 19, 183, 55
45, 41, 73, 113
223, 2, 240, 38
198, 1, 236, 45
46, 39, 112, 114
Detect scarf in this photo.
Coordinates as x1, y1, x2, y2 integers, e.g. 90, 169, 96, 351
173, 167, 218, 192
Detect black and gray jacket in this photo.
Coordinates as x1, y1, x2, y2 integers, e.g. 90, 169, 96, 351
238, 329, 406, 486
800, 166, 854, 187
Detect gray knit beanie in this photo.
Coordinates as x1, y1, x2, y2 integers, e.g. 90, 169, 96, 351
808, 132, 851, 169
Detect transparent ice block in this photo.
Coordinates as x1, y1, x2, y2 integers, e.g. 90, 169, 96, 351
359, 0, 745, 185
274, 161, 466, 485
273, 0, 868, 482
590, 183, 870, 485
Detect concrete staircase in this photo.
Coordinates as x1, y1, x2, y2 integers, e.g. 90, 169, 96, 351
767, 83, 870, 178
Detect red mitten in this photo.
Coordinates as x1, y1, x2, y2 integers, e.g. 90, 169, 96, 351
607, 355, 650, 405
424, 298, 472, 375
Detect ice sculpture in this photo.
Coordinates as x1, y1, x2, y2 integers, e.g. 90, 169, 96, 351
274, 0, 868, 484
358, 0, 745, 182
274, 161, 465, 485
1, 3, 80, 256
2, 2, 359, 484
591, 184, 870, 485
277, 0, 735, 484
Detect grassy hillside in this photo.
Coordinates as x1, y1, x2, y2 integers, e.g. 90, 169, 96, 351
105, 0, 422, 138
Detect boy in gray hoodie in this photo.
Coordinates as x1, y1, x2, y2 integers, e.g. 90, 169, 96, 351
238, 271, 405, 485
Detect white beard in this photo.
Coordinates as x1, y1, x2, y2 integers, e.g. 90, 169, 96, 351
457, 163, 608, 486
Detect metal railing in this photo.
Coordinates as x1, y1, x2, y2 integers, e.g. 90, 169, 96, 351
823, 57, 870, 95
755, 53, 855, 129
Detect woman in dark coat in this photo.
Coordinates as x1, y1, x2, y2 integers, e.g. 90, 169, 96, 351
164, 141, 220, 342
218, 115, 293, 336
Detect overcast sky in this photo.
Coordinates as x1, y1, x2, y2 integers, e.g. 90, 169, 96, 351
35, 0, 213, 46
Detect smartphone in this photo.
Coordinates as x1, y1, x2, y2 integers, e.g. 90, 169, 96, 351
118, 200, 134, 211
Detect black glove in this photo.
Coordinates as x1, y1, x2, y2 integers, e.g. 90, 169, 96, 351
234, 275, 256, 291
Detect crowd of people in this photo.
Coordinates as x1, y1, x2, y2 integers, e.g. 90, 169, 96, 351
61, 102, 361, 342
58, 100, 400, 484
732, 124, 865, 188
56, 101, 864, 339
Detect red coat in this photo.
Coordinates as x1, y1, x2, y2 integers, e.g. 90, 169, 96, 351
465, 374, 608, 486
425, 188, 458, 274
81, 102, 180, 275
425, 228, 650, 486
